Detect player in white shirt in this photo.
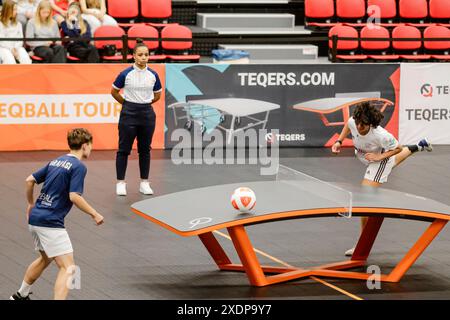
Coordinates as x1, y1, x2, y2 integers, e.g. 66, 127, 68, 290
331, 101, 432, 256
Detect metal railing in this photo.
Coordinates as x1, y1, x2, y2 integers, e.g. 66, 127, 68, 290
3, 34, 447, 63
0, 33, 329, 62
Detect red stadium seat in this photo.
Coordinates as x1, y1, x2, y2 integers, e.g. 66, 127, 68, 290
367, 0, 397, 19
305, 0, 334, 18
127, 24, 166, 61
328, 25, 367, 61
94, 25, 133, 61
161, 24, 200, 62
392, 25, 431, 60
304, 0, 336, 28
336, 0, 366, 20
367, 0, 399, 27
141, 0, 172, 20
430, 0, 450, 26
107, 0, 139, 19
399, 0, 429, 25
66, 55, 81, 62
360, 26, 399, 60
424, 25, 450, 60
429, 0, 450, 19
30, 55, 44, 63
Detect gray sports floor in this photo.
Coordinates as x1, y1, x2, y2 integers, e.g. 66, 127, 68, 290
1, 147, 450, 300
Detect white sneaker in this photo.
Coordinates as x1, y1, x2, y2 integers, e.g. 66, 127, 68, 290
116, 182, 127, 196
139, 181, 154, 195
345, 247, 355, 257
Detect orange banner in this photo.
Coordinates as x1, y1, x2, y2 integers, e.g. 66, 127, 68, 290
0, 64, 165, 151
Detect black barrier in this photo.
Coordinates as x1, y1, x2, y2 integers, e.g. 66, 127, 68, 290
1, 33, 448, 63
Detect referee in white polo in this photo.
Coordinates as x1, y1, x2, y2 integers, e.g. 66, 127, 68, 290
111, 39, 162, 196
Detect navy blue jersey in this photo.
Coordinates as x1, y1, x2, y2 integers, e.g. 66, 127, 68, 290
28, 155, 87, 228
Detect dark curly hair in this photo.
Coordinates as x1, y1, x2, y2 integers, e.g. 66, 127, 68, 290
352, 101, 384, 127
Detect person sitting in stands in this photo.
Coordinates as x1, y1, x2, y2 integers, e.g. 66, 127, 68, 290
26, 0, 66, 62
79, 0, 116, 36
0, 0, 32, 64
16, 0, 41, 32
49, 0, 73, 25
60, 1, 99, 63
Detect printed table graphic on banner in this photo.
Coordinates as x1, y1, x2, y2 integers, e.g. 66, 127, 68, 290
400, 63, 450, 145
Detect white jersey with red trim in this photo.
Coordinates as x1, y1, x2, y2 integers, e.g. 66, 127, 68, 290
347, 117, 399, 166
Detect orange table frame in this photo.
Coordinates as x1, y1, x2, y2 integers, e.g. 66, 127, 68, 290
198, 215, 447, 287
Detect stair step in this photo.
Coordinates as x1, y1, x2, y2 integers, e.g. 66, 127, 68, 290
218, 44, 318, 60
197, 13, 295, 29
210, 27, 311, 35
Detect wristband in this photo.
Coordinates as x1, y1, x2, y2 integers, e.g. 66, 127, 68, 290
335, 140, 342, 145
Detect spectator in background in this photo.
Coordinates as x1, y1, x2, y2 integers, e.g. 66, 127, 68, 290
26, 0, 66, 62
60, 1, 99, 62
0, 0, 32, 64
17, 0, 41, 32
79, 0, 117, 36
50, 0, 73, 25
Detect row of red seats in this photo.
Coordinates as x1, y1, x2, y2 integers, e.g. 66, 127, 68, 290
306, 0, 450, 28
96, 24, 199, 62
328, 24, 450, 61
107, 0, 172, 21
31, 24, 200, 63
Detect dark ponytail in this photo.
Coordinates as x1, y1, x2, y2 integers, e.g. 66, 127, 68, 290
133, 38, 148, 53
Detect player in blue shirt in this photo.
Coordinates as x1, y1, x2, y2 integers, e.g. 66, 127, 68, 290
111, 38, 162, 196
10, 128, 104, 300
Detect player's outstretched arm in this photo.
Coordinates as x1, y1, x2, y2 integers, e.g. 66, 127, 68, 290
69, 192, 104, 225
332, 122, 351, 154
365, 146, 403, 162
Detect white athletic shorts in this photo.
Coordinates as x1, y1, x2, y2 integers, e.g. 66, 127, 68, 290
29, 225, 73, 258
364, 157, 396, 184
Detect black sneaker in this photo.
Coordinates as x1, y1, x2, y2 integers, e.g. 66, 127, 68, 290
9, 292, 31, 300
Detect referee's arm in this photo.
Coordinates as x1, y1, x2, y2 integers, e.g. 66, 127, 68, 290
111, 87, 125, 104
152, 91, 161, 104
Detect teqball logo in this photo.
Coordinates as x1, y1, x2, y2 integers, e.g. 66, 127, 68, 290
420, 83, 433, 98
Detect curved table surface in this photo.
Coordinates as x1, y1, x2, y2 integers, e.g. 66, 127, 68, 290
293, 97, 392, 113
168, 98, 281, 117
131, 181, 450, 237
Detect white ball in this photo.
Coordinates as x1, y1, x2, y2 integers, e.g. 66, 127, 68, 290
231, 187, 256, 213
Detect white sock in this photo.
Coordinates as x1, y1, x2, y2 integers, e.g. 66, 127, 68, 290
18, 280, 32, 297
